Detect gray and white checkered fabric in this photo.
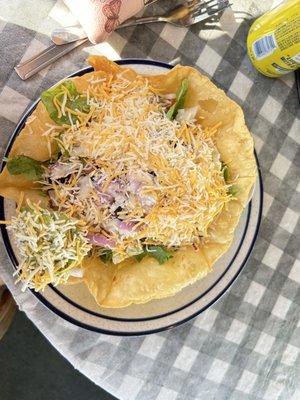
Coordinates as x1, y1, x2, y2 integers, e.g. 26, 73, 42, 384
0, 1, 299, 399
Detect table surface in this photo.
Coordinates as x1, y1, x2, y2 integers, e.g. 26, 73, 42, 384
1, 1, 300, 399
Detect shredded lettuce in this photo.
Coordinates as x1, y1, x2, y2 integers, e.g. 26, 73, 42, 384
221, 161, 230, 182
100, 249, 113, 263
228, 185, 238, 196
167, 79, 189, 120
41, 80, 90, 125
221, 162, 238, 196
9, 203, 91, 291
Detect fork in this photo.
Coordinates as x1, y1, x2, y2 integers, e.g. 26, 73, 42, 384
15, 0, 231, 80
52, 0, 231, 45
123, 0, 230, 28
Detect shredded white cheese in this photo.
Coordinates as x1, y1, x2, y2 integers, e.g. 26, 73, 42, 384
41, 72, 230, 262
9, 202, 91, 291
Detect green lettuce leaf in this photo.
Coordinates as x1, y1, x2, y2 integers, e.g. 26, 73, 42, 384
221, 161, 230, 182
135, 245, 173, 264
41, 80, 90, 125
167, 78, 189, 120
221, 162, 238, 196
100, 249, 113, 263
228, 185, 238, 196
5, 155, 44, 181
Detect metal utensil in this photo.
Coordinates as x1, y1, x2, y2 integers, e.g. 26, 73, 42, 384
123, 0, 231, 27
14, 39, 88, 80
51, 26, 87, 46
14, 0, 160, 80
52, 0, 230, 45
15, 0, 230, 80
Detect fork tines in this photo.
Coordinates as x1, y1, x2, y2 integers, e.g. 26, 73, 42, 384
193, 0, 230, 18
188, 0, 229, 9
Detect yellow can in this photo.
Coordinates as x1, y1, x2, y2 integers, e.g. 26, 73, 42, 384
247, 0, 300, 77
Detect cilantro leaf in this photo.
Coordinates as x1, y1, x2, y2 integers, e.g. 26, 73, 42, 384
100, 249, 113, 263
41, 80, 90, 125
5, 155, 44, 181
167, 79, 189, 120
135, 245, 173, 265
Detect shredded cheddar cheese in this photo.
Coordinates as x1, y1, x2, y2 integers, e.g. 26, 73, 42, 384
41, 72, 230, 263
0, 220, 11, 225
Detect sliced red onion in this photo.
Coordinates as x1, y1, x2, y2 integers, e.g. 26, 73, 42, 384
97, 192, 114, 205
106, 179, 126, 197
159, 93, 176, 108
48, 189, 58, 207
83, 164, 95, 174
114, 219, 138, 233
86, 233, 115, 249
127, 172, 154, 194
94, 173, 107, 188
162, 93, 176, 100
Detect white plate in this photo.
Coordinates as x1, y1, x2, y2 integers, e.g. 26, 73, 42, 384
0, 59, 263, 335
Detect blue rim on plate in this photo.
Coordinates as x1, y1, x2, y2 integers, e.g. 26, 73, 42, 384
0, 59, 263, 335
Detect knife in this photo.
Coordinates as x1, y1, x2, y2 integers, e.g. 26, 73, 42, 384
14, 0, 160, 80
14, 38, 88, 80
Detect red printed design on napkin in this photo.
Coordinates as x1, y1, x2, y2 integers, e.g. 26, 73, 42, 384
103, 0, 122, 33
64, 0, 144, 44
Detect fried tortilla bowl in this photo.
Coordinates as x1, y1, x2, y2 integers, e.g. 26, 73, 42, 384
0, 56, 257, 308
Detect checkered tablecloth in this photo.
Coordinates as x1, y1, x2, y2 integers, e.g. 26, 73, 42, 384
0, 0, 299, 399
